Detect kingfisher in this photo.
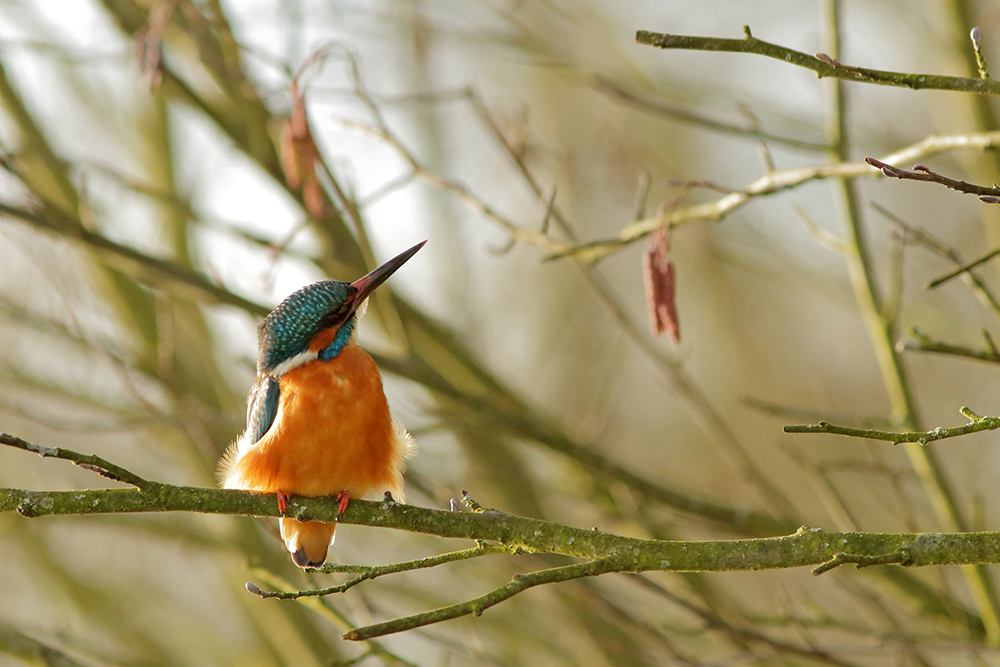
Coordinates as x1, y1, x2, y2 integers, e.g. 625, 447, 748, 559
219, 241, 424, 568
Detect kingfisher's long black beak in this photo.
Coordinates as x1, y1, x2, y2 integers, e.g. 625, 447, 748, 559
350, 240, 426, 307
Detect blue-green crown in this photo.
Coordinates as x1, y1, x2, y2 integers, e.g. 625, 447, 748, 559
257, 280, 358, 373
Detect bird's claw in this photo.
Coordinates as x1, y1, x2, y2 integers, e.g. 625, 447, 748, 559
276, 490, 289, 515
336, 491, 350, 516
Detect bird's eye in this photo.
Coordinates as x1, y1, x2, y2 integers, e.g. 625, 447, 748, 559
318, 303, 351, 330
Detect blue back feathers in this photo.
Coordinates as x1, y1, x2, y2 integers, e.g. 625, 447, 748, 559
257, 280, 358, 373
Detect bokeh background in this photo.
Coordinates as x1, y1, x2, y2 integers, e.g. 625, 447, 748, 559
2, 1, 1000, 665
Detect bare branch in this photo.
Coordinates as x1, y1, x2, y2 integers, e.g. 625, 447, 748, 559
928, 246, 1000, 289
0, 433, 153, 488
592, 76, 828, 152
636, 28, 1000, 95
899, 328, 1000, 364
552, 131, 1000, 262
247, 543, 521, 599
343, 558, 618, 641
783, 407, 1000, 444
875, 204, 1000, 319
865, 157, 1000, 201
632, 576, 870, 667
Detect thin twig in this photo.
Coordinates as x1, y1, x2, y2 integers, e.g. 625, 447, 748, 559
783, 406, 1000, 444
971, 28, 991, 80
664, 177, 734, 194
743, 397, 892, 429
337, 118, 560, 252
794, 205, 844, 252
343, 558, 619, 640
0, 432, 153, 488
900, 329, 1000, 364
928, 246, 1000, 289
0, 201, 270, 317
636, 28, 1000, 95
632, 575, 869, 667
875, 204, 1000, 319
782, 444, 860, 532
592, 75, 828, 152
247, 543, 521, 599
737, 103, 776, 171
865, 157, 1000, 201
552, 131, 1000, 262
248, 568, 420, 667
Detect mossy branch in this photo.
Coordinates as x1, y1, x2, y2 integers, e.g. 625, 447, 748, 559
343, 558, 621, 640
6, 432, 1000, 639
784, 406, 1000, 444
6, 478, 1000, 567
636, 27, 1000, 95
3, 433, 997, 571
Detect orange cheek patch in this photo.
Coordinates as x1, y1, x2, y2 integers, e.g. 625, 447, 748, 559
308, 327, 339, 352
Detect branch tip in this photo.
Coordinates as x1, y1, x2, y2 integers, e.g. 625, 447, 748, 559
961, 406, 984, 423
868, 157, 1000, 199
0, 432, 152, 487
0, 433, 57, 457
971, 27, 991, 79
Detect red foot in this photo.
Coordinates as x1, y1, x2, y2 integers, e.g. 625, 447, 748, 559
336, 492, 350, 516
276, 490, 289, 515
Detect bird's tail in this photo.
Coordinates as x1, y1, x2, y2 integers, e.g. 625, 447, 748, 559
279, 518, 336, 568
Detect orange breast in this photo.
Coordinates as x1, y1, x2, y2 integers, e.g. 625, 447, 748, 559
232, 343, 402, 498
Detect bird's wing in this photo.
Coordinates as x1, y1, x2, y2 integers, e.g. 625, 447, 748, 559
246, 374, 280, 445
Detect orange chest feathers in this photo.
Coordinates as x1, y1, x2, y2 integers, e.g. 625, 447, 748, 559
235, 344, 405, 498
